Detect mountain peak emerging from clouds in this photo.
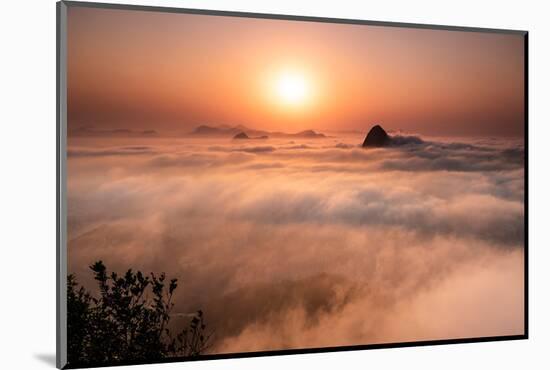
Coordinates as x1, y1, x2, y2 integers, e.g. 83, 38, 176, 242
362, 125, 389, 147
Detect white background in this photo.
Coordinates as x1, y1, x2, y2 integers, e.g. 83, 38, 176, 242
1, 0, 548, 369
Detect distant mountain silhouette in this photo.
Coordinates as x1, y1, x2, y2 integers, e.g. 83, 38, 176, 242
233, 132, 250, 140
232, 132, 271, 140
192, 125, 265, 137
192, 125, 230, 135
190, 125, 326, 139
362, 125, 389, 147
69, 126, 158, 137
295, 130, 326, 138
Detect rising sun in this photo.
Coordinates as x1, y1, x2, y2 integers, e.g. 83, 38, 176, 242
275, 71, 310, 106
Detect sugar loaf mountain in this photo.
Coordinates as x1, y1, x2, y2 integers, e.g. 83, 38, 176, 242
362, 124, 390, 147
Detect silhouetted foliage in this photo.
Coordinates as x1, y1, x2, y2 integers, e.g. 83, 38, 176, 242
67, 261, 211, 366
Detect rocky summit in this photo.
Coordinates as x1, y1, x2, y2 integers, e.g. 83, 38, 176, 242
362, 125, 389, 147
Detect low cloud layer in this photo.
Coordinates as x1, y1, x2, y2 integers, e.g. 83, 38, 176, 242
67, 133, 525, 354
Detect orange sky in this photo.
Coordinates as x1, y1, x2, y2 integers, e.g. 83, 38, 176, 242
67, 6, 525, 136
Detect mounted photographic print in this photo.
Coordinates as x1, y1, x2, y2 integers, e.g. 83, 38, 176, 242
56, 1, 528, 368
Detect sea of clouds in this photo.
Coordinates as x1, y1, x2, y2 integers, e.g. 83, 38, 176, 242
66, 132, 525, 353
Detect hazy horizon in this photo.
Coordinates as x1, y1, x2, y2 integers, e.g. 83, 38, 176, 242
68, 122, 525, 138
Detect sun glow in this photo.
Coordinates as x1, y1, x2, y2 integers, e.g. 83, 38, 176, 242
275, 71, 310, 106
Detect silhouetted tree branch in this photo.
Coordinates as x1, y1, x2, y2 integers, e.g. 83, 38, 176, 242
67, 261, 211, 366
